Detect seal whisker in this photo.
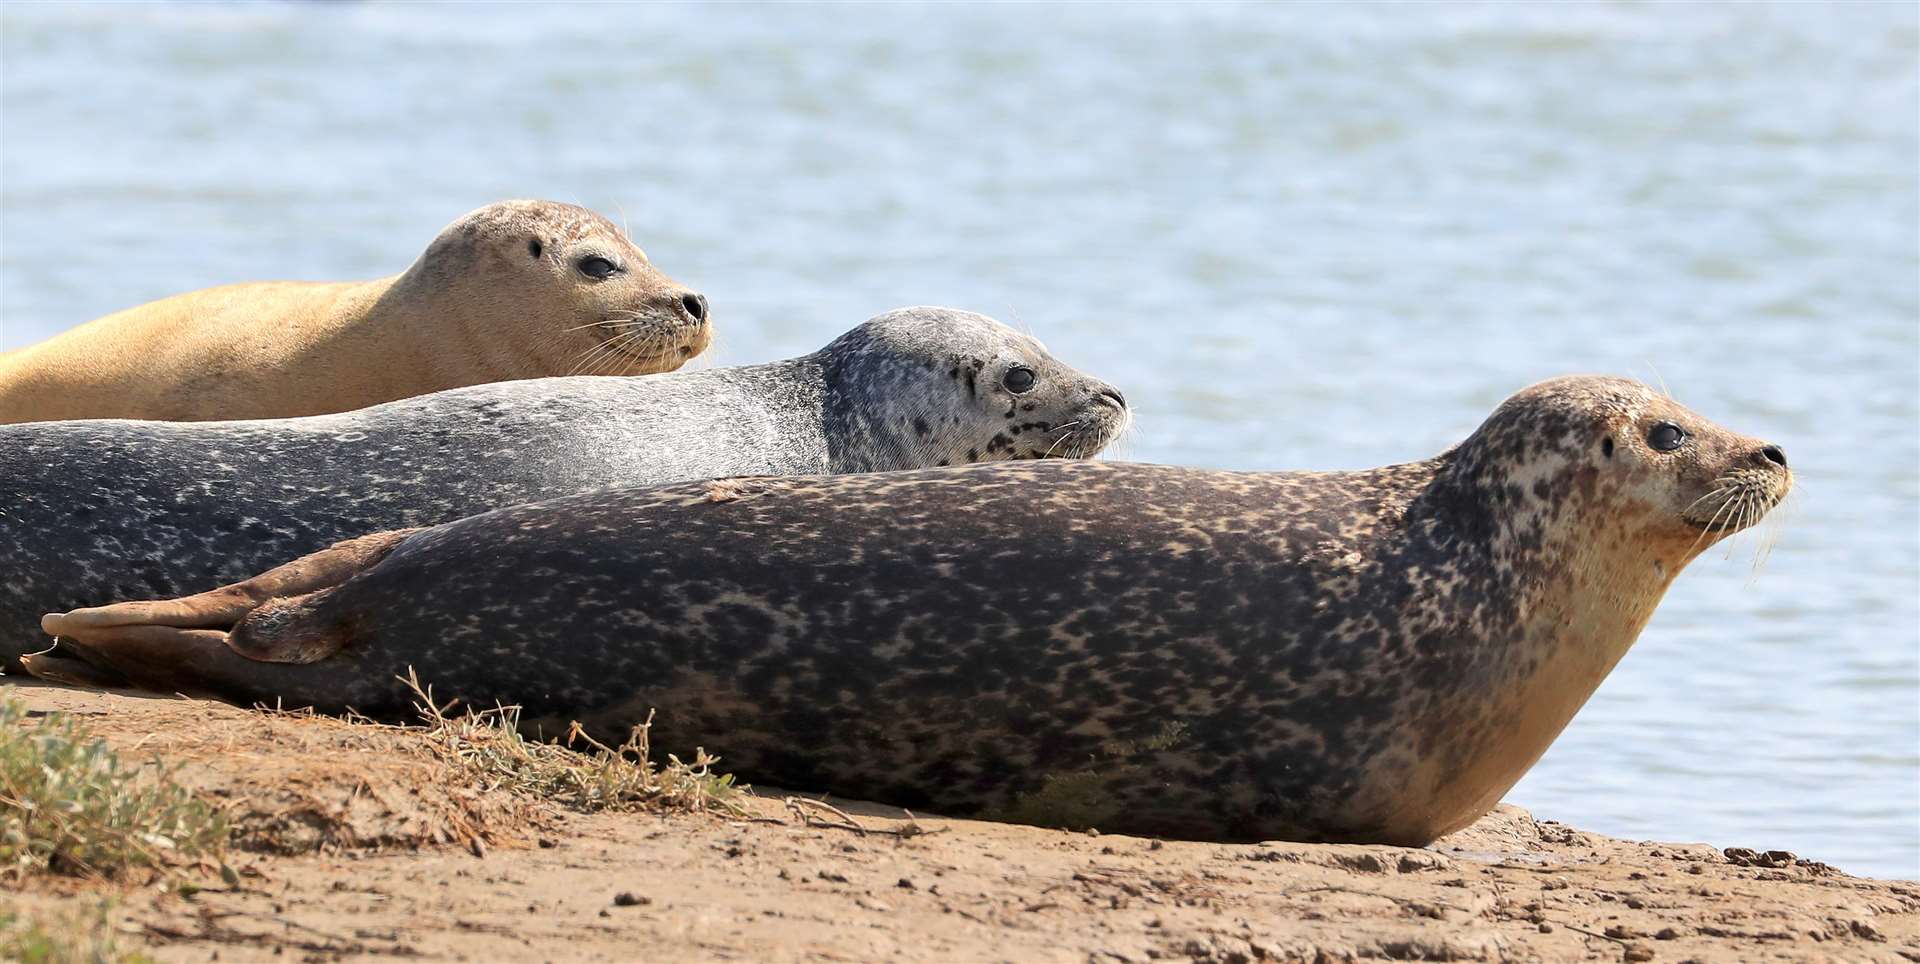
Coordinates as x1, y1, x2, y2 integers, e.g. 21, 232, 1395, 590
1682, 489, 1740, 559
567, 324, 632, 368
1004, 305, 1034, 339
1749, 487, 1795, 577
570, 328, 647, 377
1702, 491, 1741, 539
567, 337, 623, 377
1719, 489, 1756, 561
627, 326, 686, 371
1733, 493, 1764, 566
560, 318, 631, 334
1042, 421, 1086, 460
1740, 490, 1771, 564
1638, 358, 1673, 403
1681, 482, 1735, 517
1094, 409, 1138, 462
562, 303, 693, 376
1742, 485, 1781, 564
1678, 484, 1736, 558
590, 324, 674, 376
596, 329, 657, 376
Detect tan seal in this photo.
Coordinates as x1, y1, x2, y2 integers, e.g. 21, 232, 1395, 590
0, 200, 711, 423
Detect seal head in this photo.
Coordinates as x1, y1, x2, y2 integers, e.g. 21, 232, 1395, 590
817, 306, 1131, 470
1437, 374, 1792, 561
1384, 375, 1793, 838
404, 200, 713, 377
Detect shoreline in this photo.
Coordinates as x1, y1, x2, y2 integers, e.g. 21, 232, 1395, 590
4, 681, 1916, 962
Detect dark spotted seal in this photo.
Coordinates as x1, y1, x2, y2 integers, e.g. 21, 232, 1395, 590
31, 376, 1788, 846
2, 306, 1126, 664
0, 200, 711, 423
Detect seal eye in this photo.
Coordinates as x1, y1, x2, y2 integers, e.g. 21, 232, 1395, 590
1647, 422, 1686, 452
1002, 367, 1036, 394
577, 256, 618, 279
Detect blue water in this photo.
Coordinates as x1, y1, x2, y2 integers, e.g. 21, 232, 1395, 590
2, 2, 1915, 878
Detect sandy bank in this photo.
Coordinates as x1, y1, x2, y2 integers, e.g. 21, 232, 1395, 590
3, 681, 1915, 963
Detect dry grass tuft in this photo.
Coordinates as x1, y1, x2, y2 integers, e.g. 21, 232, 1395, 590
402, 670, 742, 817
0, 697, 227, 880
0, 676, 740, 869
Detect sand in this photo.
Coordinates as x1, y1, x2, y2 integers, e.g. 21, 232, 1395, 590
3, 680, 1915, 963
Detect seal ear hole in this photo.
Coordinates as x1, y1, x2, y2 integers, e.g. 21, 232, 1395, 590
1601, 437, 1614, 459
527, 238, 543, 258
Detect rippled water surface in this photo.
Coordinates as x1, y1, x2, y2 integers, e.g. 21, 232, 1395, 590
3, 2, 1915, 878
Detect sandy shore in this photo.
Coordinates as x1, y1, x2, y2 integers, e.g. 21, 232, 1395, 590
3, 680, 1915, 963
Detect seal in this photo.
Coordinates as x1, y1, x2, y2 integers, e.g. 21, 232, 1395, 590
0, 200, 712, 423
0, 306, 1128, 664
31, 375, 1789, 846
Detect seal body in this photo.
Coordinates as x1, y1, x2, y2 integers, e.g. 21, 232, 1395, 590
1, 307, 1128, 663
0, 200, 710, 423
34, 376, 1789, 845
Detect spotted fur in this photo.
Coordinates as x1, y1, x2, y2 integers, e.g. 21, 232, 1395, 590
32, 376, 1787, 845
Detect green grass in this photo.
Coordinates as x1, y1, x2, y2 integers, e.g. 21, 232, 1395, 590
0, 696, 228, 880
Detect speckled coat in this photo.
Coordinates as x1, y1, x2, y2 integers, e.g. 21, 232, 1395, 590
40, 377, 1790, 846
0, 307, 1125, 662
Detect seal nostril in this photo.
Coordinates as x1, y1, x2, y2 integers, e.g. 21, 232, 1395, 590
681, 293, 707, 322
1760, 444, 1787, 468
1098, 387, 1127, 409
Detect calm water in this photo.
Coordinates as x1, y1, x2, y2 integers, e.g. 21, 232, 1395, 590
2, 2, 1915, 878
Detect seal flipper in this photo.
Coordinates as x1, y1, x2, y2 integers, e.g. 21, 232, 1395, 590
21, 627, 242, 697
17, 649, 134, 691
42, 528, 424, 641
223, 590, 354, 664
